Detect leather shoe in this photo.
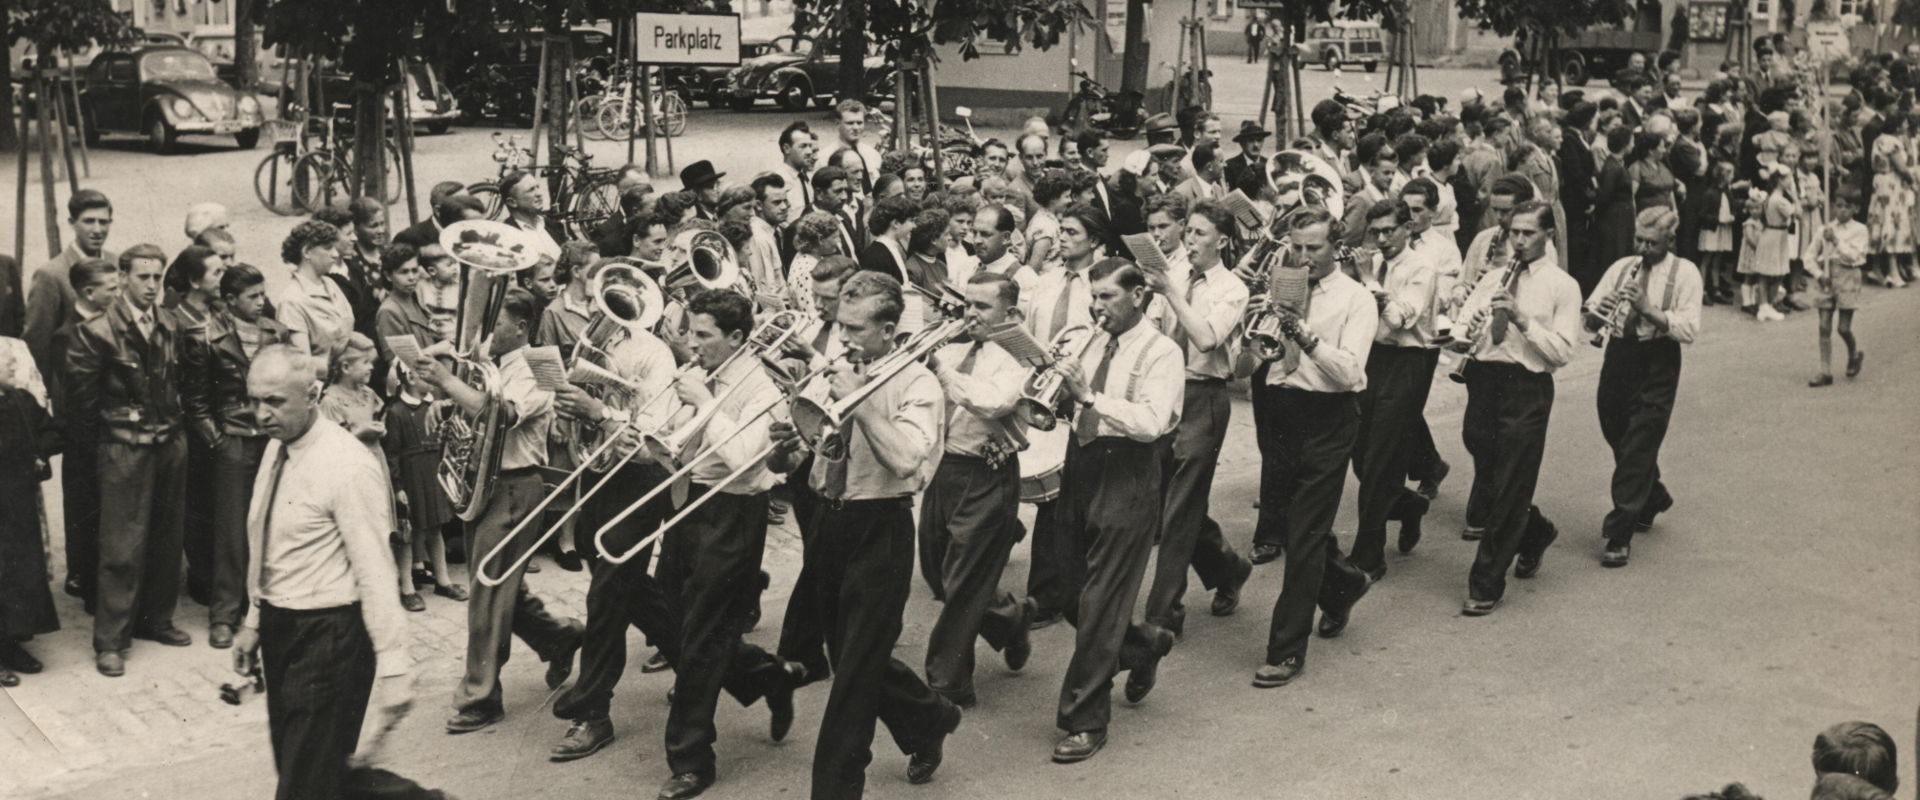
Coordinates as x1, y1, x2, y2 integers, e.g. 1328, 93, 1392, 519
1636, 490, 1674, 531
641, 650, 673, 673
1316, 577, 1370, 639
1396, 496, 1427, 553
0, 667, 15, 687
545, 626, 585, 690
1417, 457, 1450, 500
657, 770, 715, 800
1461, 598, 1498, 616
208, 623, 235, 650
766, 661, 805, 742
96, 650, 125, 678
1249, 543, 1282, 565
1123, 626, 1175, 703
0, 641, 43, 674
134, 626, 192, 647
549, 718, 615, 762
446, 706, 505, 733
907, 701, 962, 784
1601, 542, 1631, 568
1051, 729, 1107, 764
1514, 518, 1558, 579
1211, 555, 1253, 617
554, 550, 585, 572
1461, 525, 1485, 541
1251, 657, 1301, 688
1027, 607, 1063, 631
1004, 601, 1033, 671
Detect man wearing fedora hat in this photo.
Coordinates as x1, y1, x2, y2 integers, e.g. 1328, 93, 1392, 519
680, 160, 727, 221
1144, 113, 1179, 147
1225, 121, 1273, 193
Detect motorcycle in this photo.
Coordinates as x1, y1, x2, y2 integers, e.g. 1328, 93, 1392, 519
1060, 60, 1144, 139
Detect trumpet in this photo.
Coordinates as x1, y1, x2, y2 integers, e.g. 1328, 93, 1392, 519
1589, 259, 1645, 349
1012, 321, 1103, 431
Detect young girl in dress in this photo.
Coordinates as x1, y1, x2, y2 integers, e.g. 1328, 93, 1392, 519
1867, 115, 1915, 288
1741, 168, 1796, 321
1696, 160, 1738, 305
384, 363, 465, 602
320, 334, 421, 610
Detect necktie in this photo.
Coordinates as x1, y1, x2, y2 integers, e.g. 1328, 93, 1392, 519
1050, 272, 1077, 340
1074, 334, 1119, 443
811, 321, 833, 356
957, 341, 982, 374
255, 446, 291, 594
1174, 270, 1205, 353
799, 171, 812, 208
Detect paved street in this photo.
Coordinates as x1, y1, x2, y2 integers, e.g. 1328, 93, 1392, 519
3, 61, 1917, 800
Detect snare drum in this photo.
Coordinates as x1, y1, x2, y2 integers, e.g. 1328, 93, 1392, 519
1019, 424, 1067, 503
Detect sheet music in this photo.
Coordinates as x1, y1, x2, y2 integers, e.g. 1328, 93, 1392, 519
985, 321, 1052, 368
1222, 190, 1265, 230
1121, 234, 1171, 277
384, 335, 424, 365
523, 346, 568, 391
567, 361, 636, 391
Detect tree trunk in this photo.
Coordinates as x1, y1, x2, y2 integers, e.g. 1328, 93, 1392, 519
0, 11, 15, 151
1121, 0, 1150, 96
352, 81, 388, 208
235, 0, 258, 92
542, 22, 573, 192
839, 0, 868, 101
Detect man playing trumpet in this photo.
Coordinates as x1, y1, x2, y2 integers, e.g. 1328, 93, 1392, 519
1582, 207, 1702, 568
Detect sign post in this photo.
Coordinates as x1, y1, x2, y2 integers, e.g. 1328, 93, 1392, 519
633, 12, 742, 178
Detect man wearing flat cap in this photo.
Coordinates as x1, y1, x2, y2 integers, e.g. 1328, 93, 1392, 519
1224, 121, 1272, 194
680, 160, 727, 221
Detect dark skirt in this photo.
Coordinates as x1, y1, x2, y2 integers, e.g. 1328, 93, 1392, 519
0, 387, 59, 639
383, 403, 454, 537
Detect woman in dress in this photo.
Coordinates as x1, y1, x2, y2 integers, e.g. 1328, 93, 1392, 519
1745, 168, 1797, 321
0, 336, 56, 686
1627, 131, 1680, 213
1866, 118, 1914, 288
785, 211, 843, 315
1590, 127, 1638, 292
1024, 170, 1075, 272
276, 220, 355, 360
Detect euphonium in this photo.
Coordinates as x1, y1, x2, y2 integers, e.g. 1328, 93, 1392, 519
1012, 321, 1103, 431
435, 220, 540, 521
564, 261, 665, 470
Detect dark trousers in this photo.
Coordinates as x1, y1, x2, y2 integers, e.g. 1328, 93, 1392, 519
1250, 366, 1290, 549
1257, 388, 1368, 666
1144, 379, 1240, 632
1350, 345, 1440, 573
1023, 497, 1077, 616
183, 433, 217, 600
795, 497, 948, 800
661, 488, 786, 777
61, 435, 100, 600
776, 457, 830, 682
211, 434, 268, 628
1405, 413, 1443, 483
93, 437, 187, 653
1056, 437, 1167, 734
455, 472, 580, 716
261, 603, 376, 800
1597, 338, 1681, 545
1462, 361, 1559, 603
920, 453, 1025, 699
554, 463, 677, 723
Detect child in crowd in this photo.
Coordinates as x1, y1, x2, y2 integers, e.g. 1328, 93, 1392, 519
1740, 167, 1796, 321
419, 243, 464, 342
1810, 720, 1899, 796
1787, 144, 1825, 305
1751, 110, 1794, 171
384, 363, 465, 602
1804, 188, 1869, 386
1695, 161, 1738, 305
319, 334, 419, 611
1867, 118, 1914, 288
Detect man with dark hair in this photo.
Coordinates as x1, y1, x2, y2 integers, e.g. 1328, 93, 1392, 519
50, 259, 122, 608
67, 243, 190, 676
650, 289, 807, 799
25, 189, 118, 379
967, 205, 1028, 288
1244, 206, 1379, 689
417, 287, 584, 733
919, 271, 1034, 710
1174, 141, 1224, 203
1622, 77, 1653, 130
748, 173, 791, 294
1448, 201, 1581, 615
859, 195, 921, 283
1046, 256, 1183, 764
793, 165, 861, 257
1075, 129, 1110, 175
768, 271, 961, 797
1224, 121, 1273, 195
1456, 174, 1547, 312
393, 182, 470, 248
776, 121, 819, 219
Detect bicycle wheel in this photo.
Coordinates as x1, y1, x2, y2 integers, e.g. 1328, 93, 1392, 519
381, 141, 404, 204
467, 181, 507, 220
574, 95, 609, 140
254, 148, 303, 216
595, 97, 633, 141
292, 150, 351, 214
566, 177, 622, 241
661, 93, 688, 137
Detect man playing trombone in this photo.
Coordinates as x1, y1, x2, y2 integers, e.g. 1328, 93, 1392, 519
920, 272, 1036, 710
654, 290, 809, 799
767, 271, 962, 799
413, 288, 585, 734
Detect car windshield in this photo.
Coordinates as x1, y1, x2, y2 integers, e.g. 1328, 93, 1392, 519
142, 51, 218, 81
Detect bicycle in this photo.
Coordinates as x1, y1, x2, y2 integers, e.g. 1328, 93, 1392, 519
253, 117, 309, 216
466, 132, 622, 241
288, 111, 404, 214
594, 77, 688, 141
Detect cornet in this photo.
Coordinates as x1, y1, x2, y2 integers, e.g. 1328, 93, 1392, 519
1012, 321, 1102, 431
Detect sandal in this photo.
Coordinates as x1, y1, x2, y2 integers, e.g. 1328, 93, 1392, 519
401, 593, 426, 612
1847, 351, 1864, 378
435, 583, 470, 602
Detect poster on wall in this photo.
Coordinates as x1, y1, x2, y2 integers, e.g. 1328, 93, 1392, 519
1688, 2, 1730, 42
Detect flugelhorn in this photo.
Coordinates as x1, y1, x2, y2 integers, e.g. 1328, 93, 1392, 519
1012, 321, 1103, 431
436, 220, 540, 522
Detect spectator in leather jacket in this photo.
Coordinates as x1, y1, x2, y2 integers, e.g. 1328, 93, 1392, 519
181, 264, 293, 649
65, 244, 195, 676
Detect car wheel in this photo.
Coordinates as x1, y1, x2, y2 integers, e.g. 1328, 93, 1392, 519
147, 114, 177, 155
1561, 52, 1590, 87
813, 93, 834, 110
426, 121, 451, 135
1324, 50, 1342, 71
729, 94, 755, 112
235, 128, 261, 150
706, 80, 729, 109
777, 79, 809, 111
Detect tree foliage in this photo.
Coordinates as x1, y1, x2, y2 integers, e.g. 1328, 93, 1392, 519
1454, 0, 1634, 39
794, 0, 1095, 63
5, 0, 136, 55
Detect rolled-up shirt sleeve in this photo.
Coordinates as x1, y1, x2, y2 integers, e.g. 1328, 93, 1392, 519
935, 350, 1023, 418
1381, 256, 1436, 333
885, 373, 942, 478
334, 453, 409, 678
1520, 272, 1582, 369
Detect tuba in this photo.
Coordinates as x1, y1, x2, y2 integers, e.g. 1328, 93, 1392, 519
435, 220, 540, 522
564, 260, 665, 470
662, 229, 746, 302
1012, 321, 1103, 431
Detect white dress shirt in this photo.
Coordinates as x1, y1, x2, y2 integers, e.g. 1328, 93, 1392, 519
975, 251, 1039, 298
510, 216, 563, 266
593, 329, 680, 463
1149, 260, 1249, 381
1366, 246, 1444, 348
243, 417, 408, 678
803, 361, 944, 499
774, 162, 812, 224
495, 346, 556, 470
749, 216, 787, 298
1456, 255, 1584, 373
1074, 318, 1184, 443
933, 339, 1027, 458
686, 354, 787, 495
1409, 228, 1464, 303
1022, 264, 1095, 344
1269, 269, 1379, 393
1584, 252, 1703, 345
1459, 226, 1558, 308
946, 244, 981, 286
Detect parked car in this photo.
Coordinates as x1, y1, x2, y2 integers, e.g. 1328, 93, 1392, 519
662, 35, 797, 109
725, 35, 885, 111
1302, 21, 1385, 72
189, 25, 302, 97
310, 59, 461, 134
80, 46, 265, 154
